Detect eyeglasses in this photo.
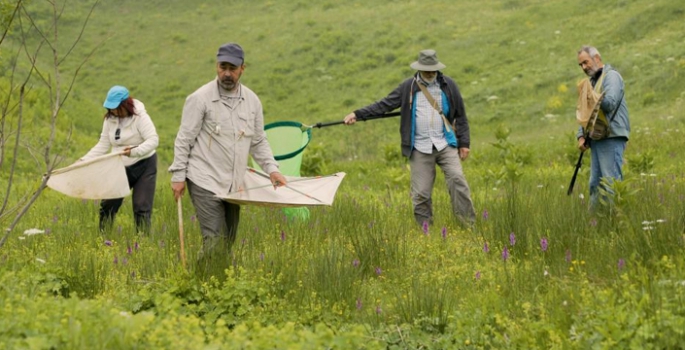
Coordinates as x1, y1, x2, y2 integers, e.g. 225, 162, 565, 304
115, 128, 121, 141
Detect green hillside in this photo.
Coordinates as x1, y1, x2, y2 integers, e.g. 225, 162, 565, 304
3, 0, 684, 169
3, 1, 685, 348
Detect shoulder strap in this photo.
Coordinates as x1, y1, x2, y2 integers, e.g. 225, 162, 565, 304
596, 70, 623, 122
416, 81, 455, 133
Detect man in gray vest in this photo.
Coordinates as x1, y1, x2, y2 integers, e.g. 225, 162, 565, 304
344, 49, 476, 228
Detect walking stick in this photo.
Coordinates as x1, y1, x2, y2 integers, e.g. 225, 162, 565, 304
177, 198, 187, 269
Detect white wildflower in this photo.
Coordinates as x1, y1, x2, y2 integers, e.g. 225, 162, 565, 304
23, 228, 45, 236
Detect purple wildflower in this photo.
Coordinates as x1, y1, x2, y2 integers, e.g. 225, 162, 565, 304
482, 209, 489, 220
565, 249, 572, 263
376, 305, 382, 315
134, 242, 139, 251
540, 238, 548, 252
352, 259, 360, 268
375, 267, 382, 276
483, 242, 490, 253
104, 240, 113, 246
190, 215, 196, 223
475, 271, 481, 280
127, 245, 132, 255
502, 247, 509, 261
422, 221, 429, 235
280, 230, 286, 242
441, 227, 447, 239
618, 258, 626, 271
356, 298, 362, 311
509, 232, 516, 246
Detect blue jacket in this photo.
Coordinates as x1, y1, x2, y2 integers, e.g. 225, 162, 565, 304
577, 64, 630, 140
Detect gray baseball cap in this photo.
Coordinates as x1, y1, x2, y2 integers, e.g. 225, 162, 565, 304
217, 43, 244, 66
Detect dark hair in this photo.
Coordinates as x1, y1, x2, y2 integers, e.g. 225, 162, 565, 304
103, 97, 137, 119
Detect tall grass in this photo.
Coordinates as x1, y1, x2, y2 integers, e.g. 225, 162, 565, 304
2, 0, 685, 347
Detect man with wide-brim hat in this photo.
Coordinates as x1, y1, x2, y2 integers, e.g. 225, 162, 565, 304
343, 49, 476, 228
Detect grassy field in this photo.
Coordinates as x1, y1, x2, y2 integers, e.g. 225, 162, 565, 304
2, 0, 685, 348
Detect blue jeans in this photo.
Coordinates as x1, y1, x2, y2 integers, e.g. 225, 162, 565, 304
588, 137, 626, 209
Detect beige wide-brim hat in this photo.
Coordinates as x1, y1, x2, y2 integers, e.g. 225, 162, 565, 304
410, 49, 446, 71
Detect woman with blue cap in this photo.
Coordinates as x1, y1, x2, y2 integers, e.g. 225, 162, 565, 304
80, 85, 159, 233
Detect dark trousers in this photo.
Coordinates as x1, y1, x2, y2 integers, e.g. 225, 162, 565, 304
99, 153, 157, 233
186, 179, 240, 255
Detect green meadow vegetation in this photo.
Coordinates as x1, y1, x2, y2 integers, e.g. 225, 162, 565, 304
2, 0, 685, 348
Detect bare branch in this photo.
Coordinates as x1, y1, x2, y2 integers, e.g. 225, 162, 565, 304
0, 79, 27, 219
59, 0, 100, 65
17, 9, 50, 93
0, 45, 24, 170
44, 0, 61, 167
0, 0, 23, 46
1, 0, 101, 249
19, 2, 57, 54
59, 38, 104, 110
0, 180, 49, 249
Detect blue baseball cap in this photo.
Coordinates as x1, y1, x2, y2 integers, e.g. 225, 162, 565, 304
103, 85, 130, 109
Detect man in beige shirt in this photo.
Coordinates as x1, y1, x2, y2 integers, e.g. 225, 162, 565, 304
169, 43, 286, 266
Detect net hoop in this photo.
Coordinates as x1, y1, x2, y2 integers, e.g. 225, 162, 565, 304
264, 121, 312, 161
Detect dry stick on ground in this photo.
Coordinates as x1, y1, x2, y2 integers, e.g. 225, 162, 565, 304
0, 0, 102, 249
